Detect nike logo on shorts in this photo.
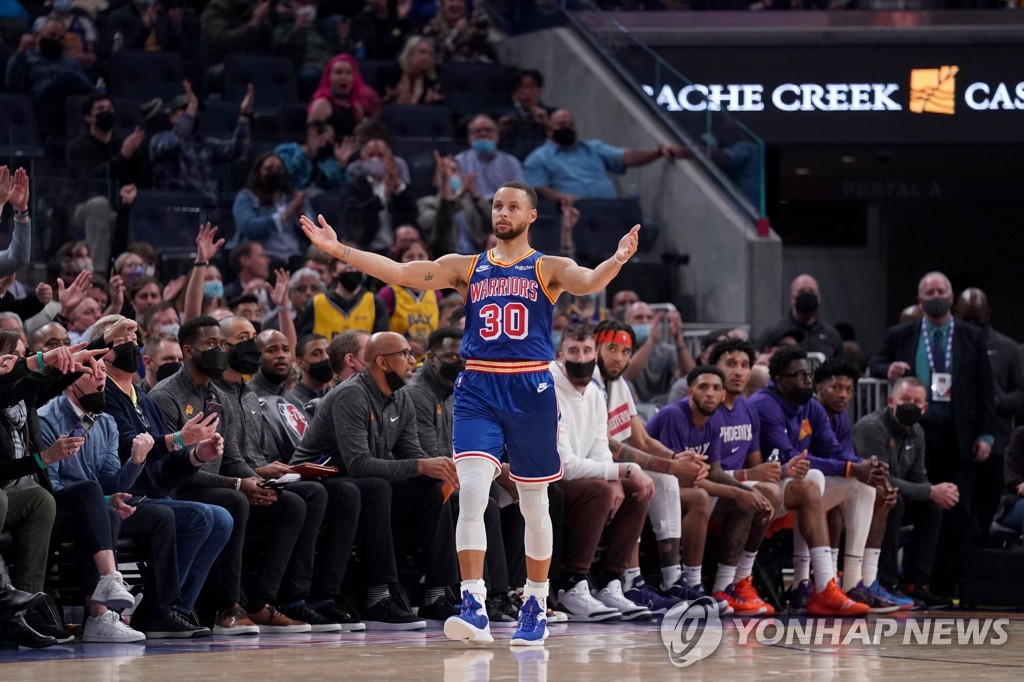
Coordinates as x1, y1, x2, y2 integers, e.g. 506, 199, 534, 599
536, 383, 550, 393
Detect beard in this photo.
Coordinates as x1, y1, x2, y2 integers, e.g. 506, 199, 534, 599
695, 402, 719, 417
494, 220, 529, 241
597, 355, 625, 382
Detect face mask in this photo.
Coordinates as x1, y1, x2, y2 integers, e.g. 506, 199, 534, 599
318, 143, 334, 162
123, 264, 145, 287
203, 280, 224, 299
788, 386, 815, 405
161, 323, 180, 338
227, 339, 260, 375
382, 362, 406, 393
194, 347, 228, 377
472, 139, 496, 155
308, 359, 334, 384
794, 291, 819, 314
262, 171, 288, 193
335, 271, 363, 292
632, 323, 651, 346
449, 175, 462, 195
144, 265, 156, 278
438, 359, 465, 383
550, 332, 561, 348
922, 297, 952, 319
38, 37, 64, 61
895, 403, 923, 427
552, 128, 576, 147
363, 158, 386, 178
155, 361, 181, 383
563, 358, 596, 381
78, 389, 106, 414
95, 110, 116, 133
54, 0, 74, 11
111, 342, 140, 373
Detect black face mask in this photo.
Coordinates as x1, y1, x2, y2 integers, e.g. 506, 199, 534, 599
95, 110, 116, 132
382, 362, 406, 393
564, 358, 596, 381
308, 359, 334, 384
227, 339, 260, 375
335, 272, 364, 292
78, 390, 106, 414
111, 342, 140, 373
318, 144, 335, 162
438, 359, 465, 383
788, 386, 815, 405
922, 297, 952, 319
262, 171, 289, 194
895, 403, 923, 427
552, 128, 576, 147
794, 291, 819, 314
194, 347, 228, 377
38, 37, 64, 60
155, 361, 181, 383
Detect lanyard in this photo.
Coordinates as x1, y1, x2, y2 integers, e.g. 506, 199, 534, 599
922, 318, 954, 371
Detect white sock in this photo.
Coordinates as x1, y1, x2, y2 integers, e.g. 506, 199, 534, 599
831, 548, 839, 576
810, 546, 836, 592
862, 548, 881, 586
461, 578, 487, 603
623, 567, 642, 592
843, 554, 863, 591
793, 554, 811, 583
735, 551, 758, 582
712, 565, 737, 593
660, 564, 682, 590
682, 565, 702, 588
524, 579, 549, 614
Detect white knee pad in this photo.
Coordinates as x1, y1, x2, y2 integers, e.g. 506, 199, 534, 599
455, 458, 496, 553
516, 482, 552, 561
804, 468, 826, 494
648, 472, 681, 541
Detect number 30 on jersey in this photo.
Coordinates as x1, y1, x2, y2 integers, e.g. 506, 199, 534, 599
479, 302, 528, 340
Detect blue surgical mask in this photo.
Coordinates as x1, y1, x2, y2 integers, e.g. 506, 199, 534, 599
161, 323, 180, 338
54, 0, 73, 12
633, 323, 651, 346
363, 158, 385, 178
551, 332, 561, 348
471, 139, 496, 155
203, 280, 224, 299
450, 175, 462, 195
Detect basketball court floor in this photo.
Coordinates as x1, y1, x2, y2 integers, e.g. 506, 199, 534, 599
2, 610, 1022, 681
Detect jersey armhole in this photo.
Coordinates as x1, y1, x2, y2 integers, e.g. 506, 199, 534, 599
462, 254, 480, 304
536, 256, 558, 305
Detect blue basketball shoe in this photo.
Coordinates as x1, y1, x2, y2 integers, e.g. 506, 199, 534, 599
444, 591, 493, 645
510, 595, 547, 647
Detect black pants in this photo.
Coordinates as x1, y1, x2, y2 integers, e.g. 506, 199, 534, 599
118, 502, 181, 616
450, 486, 511, 592
51, 481, 120, 597
880, 492, 944, 587
923, 416, 975, 590
278, 481, 328, 603
389, 477, 458, 591
347, 477, 398, 585
176, 487, 305, 610
503, 481, 564, 590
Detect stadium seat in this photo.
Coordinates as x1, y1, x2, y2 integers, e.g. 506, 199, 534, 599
129, 190, 205, 249
380, 105, 455, 139
358, 59, 400, 95
528, 212, 562, 255
440, 63, 515, 116
310, 193, 351, 241
65, 95, 139, 141
110, 51, 185, 102
0, 93, 42, 153
223, 55, 298, 112
572, 198, 644, 263
278, 102, 309, 141
391, 136, 458, 198
201, 101, 247, 140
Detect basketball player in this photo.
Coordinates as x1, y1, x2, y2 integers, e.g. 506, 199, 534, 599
300, 181, 640, 646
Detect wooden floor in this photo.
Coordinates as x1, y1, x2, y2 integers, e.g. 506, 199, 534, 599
2, 612, 1023, 681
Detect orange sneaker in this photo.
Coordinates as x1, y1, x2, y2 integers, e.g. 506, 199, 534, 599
713, 583, 769, 616
806, 578, 870, 617
733, 575, 776, 616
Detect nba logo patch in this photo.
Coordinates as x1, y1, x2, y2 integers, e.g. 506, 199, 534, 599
798, 419, 812, 440
279, 403, 308, 438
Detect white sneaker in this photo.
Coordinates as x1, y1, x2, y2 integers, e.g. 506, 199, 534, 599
555, 580, 621, 622
91, 571, 135, 610
82, 610, 146, 643
594, 579, 652, 621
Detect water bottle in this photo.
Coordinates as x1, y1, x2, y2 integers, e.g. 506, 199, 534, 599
112, 31, 124, 53
95, 77, 106, 93
355, 42, 366, 60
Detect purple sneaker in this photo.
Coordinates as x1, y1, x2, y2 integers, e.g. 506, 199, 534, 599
663, 582, 732, 616
623, 578, 682, 617
785, 579, 813, 614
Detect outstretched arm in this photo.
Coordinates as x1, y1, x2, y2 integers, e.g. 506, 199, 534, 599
543, 224, 640, 298
300, 214, 472, 293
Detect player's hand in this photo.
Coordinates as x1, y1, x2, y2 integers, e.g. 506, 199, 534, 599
614, 225, 640, 265
735, 488, 773, 518
929, 482, 959, 510
670, 453, 707, 487
878, 485, 899, 510
418, 457, 459, 489
300, 215, 340, 255
747, 461, 781, 483
782, 450, 810, 479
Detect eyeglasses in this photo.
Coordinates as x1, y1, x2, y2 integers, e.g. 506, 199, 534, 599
381, 349, 416, 361
781, 370, 814, 381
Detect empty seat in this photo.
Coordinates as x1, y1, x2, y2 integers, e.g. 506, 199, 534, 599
201, 101, 247, 139
528, 213, 562, 255
380, 105, 454, 139
391, 136, 458, 198
110, 51, 185, 102
357, 59, 399, 95
0, 93, 41, 152
130, 190, 205, 249
310, 193, 351, 241
278, 102, 309, 141
223, 55, 298, 112
65, 95, 139, 141
440, 63, 514, 116
572, 198, 644, 264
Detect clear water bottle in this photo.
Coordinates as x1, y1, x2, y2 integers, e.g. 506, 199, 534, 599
112, 31, 124, 53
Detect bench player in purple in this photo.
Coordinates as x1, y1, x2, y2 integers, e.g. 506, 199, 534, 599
301, 181, 640, 646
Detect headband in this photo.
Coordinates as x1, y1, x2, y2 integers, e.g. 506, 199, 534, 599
595, 330, 633, 349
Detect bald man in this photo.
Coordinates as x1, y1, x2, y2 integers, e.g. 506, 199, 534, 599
759, 274, 843, 359
248, 329, 294, 399
291, 332, 460, 629
869, 271, 996, 598
957, 287, 1024, 535
28, 321, 70, 353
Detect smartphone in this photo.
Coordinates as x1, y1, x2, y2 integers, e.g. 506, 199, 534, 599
70, 415, 96, 439
125, 495, 147, 506
205, 401, 223, 420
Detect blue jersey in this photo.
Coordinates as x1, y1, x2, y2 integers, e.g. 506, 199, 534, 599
461, 249, 556, 362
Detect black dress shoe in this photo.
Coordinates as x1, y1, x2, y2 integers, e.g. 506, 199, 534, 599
1, 613, 57, 649
0, 583, 46, 616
